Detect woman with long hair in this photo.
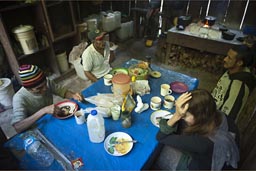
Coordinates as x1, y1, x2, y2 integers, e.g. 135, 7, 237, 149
156, 89, 239, 170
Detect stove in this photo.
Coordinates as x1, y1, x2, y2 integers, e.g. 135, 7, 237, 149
186, 23, 222, 39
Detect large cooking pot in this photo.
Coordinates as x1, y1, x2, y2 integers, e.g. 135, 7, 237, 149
222, 31, 236, 40
177, 15, 192, 30
203, 16, 216, 26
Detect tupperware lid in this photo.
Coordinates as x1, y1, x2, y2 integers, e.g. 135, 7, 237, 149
12, 25, 34, 34
112, 74, 131, 84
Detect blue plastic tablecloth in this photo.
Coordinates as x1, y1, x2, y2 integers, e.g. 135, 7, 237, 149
5, 59, 199, 170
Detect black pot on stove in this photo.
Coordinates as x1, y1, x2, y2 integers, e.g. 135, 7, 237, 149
222, 31, 236, 40
203, 16, 216, 26
177, 15, 192, 30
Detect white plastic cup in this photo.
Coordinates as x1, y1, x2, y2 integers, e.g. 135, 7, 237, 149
160, 84, 172, 96
103, 74, 113, 86
150, 96, 162, 110
163, 95, 175, 109
111, 105, 121, 120
74, 110, 86, 124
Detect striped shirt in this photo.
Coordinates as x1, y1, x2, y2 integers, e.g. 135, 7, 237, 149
211, 68, 255, 122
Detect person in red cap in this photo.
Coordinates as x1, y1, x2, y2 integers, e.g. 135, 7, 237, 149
81, 29, 116, 82
11, 64, 83, 133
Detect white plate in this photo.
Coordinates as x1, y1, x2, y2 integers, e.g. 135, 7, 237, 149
150, 110, 173, 127
104, 132, 133, 156
54, 100, 78, 119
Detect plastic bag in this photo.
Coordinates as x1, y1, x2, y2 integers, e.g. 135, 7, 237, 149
133, 80, 151, 96
69, 42, 88, 64
84, 93, 123, 108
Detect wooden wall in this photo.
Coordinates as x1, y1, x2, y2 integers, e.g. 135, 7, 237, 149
162, 0, 256, 31
74, 0, 255, 32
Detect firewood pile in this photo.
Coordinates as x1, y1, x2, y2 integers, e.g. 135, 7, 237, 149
166, 45, 225, 74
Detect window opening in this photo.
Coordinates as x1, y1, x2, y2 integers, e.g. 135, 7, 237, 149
206, 0, 211, 16
240, 0, 250, 30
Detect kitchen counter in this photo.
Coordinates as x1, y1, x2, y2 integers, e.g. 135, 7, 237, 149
163, 25, 243, 64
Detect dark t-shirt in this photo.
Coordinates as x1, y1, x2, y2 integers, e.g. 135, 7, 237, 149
156, 112, 239, 170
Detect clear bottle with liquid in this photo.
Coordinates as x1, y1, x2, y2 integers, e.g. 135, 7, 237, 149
87, 110, 105, 143
24, 135, 54, 167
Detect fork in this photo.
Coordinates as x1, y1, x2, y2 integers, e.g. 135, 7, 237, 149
114, 140, 137, 144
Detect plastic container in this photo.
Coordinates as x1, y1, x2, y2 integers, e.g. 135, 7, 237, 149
87, 110, 105, 143
12, 25, 39, 55
24, 136, 54, 167
56, 51, 69, 73
112, 73, 131, 96
86, 18, 98, 31
102, 13, 116, 32
113, 11, 121, 29
0, 78, 15, 108
115, 21, 134, 41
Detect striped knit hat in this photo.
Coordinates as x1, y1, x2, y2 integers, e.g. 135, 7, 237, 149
19, 64, 46, 88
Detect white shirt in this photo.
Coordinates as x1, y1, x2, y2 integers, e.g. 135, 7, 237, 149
81, 42, 112, 79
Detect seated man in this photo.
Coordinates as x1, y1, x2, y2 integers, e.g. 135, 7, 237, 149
11, 65, 82, 133
211, 45, 256, 122
81, 29, 115, 82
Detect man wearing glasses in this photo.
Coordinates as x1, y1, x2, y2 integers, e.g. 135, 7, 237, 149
11, 65, 82, 133
81, 29, 115, 82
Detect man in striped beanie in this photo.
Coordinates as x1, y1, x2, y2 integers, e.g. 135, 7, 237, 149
12, 64, 83, 133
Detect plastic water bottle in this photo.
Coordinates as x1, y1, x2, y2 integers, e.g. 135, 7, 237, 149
87, 110, 105, 143
24, 136, 54, 167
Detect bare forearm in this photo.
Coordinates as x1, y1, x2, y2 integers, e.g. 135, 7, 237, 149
109, 51, 115, 63
84, 71, 98, 82
167, 113, 181, 126
64, 90, 75, 99
13, 109, 46, 133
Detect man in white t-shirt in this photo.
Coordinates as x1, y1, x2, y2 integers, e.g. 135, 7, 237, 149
81, 29, 115, 82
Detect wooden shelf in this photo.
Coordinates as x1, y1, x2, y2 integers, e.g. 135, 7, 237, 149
0, 2, 39, 12
45, 1, 63, 8
54, 68, 75, 83
17, 46, 50, 60
53, 32, 77, 43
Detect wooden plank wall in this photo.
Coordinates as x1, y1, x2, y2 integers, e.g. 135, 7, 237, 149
160, 0, 256, 31
243, 1, 256, 27
76, 0, 255, 31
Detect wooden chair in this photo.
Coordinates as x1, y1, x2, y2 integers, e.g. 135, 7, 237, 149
236, 88, 256, 169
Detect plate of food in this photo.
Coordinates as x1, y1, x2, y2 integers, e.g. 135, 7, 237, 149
150, 110, 173, 127
128, 62, 150, 80
104, 132, 134, 156
170, 81, 189, 93
150, 71, 161, 78
110, 68, 129, 75
54, 100, 78, 119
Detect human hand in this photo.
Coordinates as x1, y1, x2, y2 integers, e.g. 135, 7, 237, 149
41, 104, 57, 115
72, 93, 83, 101
174, 92, 192, 119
